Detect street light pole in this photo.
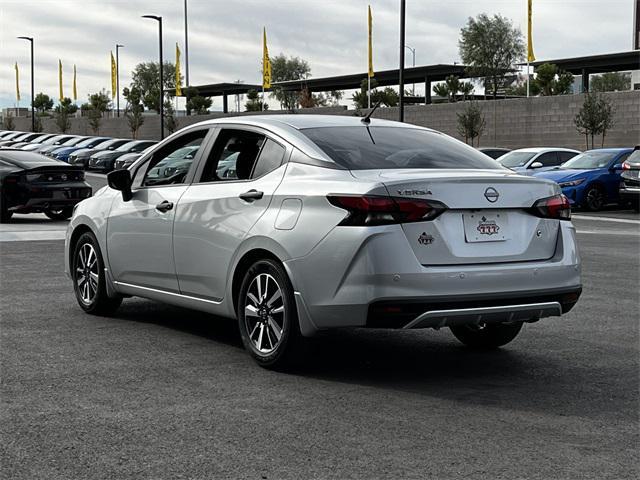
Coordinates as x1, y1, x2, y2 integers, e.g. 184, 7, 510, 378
142, 15, 164, 140
17, 36, 34, 132
405, 44, 416, 96
398, 0, 406, 122
116, 44, 124, 117
184, 0, 190, 87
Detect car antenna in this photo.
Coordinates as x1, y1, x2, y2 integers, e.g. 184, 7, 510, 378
361, 100, 382, 124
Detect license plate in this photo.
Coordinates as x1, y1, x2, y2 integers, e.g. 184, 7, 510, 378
463, 211, 509, 242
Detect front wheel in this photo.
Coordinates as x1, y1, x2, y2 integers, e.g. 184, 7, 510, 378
583, 185, 605, 212
45, 207, 73, 220
237, 259, 303, 369
72, 232, 122, 315
450, 322, 523, 349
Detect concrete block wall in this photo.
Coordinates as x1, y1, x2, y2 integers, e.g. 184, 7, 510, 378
9, 91, 639, 150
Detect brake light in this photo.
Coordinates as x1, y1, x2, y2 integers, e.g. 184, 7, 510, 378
622, 161, 630, 171
529, 194, 571, 220
327, 195, 447, 226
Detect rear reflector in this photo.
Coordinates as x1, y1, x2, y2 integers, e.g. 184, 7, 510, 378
327, 195, 447, 226
529, 194, 571, 220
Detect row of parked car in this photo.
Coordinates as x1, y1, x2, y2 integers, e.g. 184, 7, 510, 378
479, 146, 640, 212
0, 131, 157, 172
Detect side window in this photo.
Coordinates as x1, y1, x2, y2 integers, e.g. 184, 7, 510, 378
536, 152, 560, 167
616, 152, 631, 165
558, 151, 578, 163
251, 139, 286, 178
199, 129, 266, 182
141, 130, 208, 187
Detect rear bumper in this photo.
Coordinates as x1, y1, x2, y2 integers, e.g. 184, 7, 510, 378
618, 185, 640, 205
285, 220, 581, 333
6, 184, 92, 212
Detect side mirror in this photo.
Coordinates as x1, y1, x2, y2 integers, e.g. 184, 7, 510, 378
610, 163, 622, 171
530, 161, 543, 169
107, 169, 133, 202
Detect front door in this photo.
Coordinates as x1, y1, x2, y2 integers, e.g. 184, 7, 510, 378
173, 127, 289, 301
106, 128, 212, 292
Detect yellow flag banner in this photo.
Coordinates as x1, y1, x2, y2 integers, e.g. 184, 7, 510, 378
111, 52, 117, 99
73, 64, 77, 101
527, 0, 535, 62
262, 27, 271, 89
58, 59, 64, 101
15, 62, 20, 102
175, 43, 182, 97
368, 5, 374, 78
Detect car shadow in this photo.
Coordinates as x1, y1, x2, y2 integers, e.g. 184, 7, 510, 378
109, 298, 622, 420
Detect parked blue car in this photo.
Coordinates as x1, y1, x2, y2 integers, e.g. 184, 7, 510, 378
533, 148, 634, 211
54, 137, 110, 162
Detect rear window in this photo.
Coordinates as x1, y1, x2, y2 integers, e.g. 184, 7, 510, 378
300, 127, 503, 170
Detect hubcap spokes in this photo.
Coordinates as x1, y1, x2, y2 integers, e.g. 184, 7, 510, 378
76, 243, 99, 303
245, 273, 285, 354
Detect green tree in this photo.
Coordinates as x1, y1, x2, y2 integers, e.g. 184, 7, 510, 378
591, 72, 631, 92
84, 90, 111, 134
432, 75, 474, 102
459, 14, 525, 99
186, 95, 212, 115
123, 86, 145, 139
164, 100, 178, 134
245, 89, 268, 111
269, 54, 311, 110
534, 63, 574, 96
352, 79, 399, 108
130, 61, 180, 112
2, 112, 15, 130
54, 97, 77, 133
457, 102, 486, 146
33, 92, 53, 113
505, 77, 541, 96
574, 92, 616, 149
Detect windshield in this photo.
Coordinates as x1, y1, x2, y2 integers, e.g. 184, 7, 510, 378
300, 127, 502, 170
76, 137, 103, 148
561, 151, 618, 169
116, 141, 139, 152
497, 151, 537, 168
60, 137, 82, 146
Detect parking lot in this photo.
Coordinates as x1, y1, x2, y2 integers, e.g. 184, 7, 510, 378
1, 174, 638, 479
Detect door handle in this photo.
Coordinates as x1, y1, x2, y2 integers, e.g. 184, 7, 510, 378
155, 200, 174, 213
239, 189, 264, 202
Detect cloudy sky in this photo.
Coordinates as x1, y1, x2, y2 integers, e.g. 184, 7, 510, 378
0, 0, 634, 111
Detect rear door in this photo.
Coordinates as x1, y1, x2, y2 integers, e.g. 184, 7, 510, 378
173, 127, 289, 301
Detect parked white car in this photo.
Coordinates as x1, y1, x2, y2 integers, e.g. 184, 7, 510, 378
65, 115, 582, 368
497, 147, 580, 175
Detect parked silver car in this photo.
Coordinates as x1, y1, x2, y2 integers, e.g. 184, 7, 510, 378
65, 115, 582, 368
497, 147, 580, 175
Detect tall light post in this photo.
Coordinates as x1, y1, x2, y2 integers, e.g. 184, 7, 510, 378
398, 0, 406, 122
17, 36, 34, 132
116, 44, 124, 117
184, 0, 190, 114
405, 44, 416, 96
142, 15, 164, 140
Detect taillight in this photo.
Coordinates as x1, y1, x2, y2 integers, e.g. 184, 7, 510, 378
529, 194, 571, 220
622, 161, 630, 171
327, 195, 447, 226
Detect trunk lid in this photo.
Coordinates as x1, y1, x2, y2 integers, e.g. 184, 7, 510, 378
352, 169, 561, 265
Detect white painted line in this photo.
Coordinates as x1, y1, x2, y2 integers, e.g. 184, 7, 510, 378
576, 230, 639, 236
0, 231, 66, 242
572, 215, 640, 225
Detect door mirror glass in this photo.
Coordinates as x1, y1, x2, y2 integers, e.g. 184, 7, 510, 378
107, 169, 133, 201
530, 161, 543, 169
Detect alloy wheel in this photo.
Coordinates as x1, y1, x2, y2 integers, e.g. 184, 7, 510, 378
244, 273, 285, 355
586, 187, 604, 211
75, 243, 99, 304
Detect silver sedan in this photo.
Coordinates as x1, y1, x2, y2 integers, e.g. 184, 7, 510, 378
65, 115, 582, 368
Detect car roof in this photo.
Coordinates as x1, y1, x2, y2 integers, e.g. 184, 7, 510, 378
583, 148, 634, 153
0, 149, 68, 169
509, 147, 581, 153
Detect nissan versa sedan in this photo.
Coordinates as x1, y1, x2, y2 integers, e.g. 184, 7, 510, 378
497, 147, 580, 175
65, 115, 582, 369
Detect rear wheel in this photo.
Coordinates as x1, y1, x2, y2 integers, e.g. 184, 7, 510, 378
237, 259, 303, 369
583, 185, 605, 212
44, 207, 73, 220
72, 232, 122, 315
450, 322, 523, 349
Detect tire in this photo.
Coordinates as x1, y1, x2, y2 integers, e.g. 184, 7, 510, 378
582, 185, 605, 212
72, 231, 122, 315
0, 194, 12, 223
450, 322, 523, 349
44, 207, 73, 220
236, 259, 303, 369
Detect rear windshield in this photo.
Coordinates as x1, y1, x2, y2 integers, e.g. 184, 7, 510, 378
300, 127, 503, 170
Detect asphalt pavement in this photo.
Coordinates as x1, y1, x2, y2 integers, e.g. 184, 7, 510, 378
0, 176, 638, 479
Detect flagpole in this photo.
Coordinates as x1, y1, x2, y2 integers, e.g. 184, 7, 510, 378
526, 60, 530, 97
368, 77, 371, 109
